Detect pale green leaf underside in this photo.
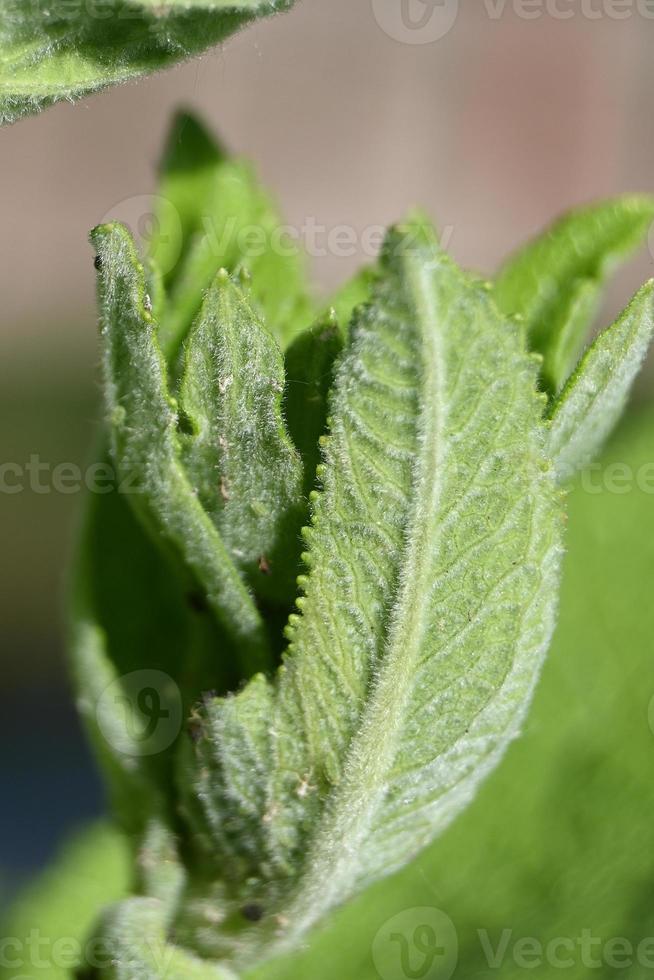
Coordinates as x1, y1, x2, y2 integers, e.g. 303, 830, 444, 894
0, 1, 293, 124
548, 280, 654, 481
91, 222, 270, 675
495, 196, 654, 392
179, 270, 304, 601
184, 220, 564, 963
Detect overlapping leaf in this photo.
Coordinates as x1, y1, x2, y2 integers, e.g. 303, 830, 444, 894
91, 221, 272, 675
181, 219, 564, 965
495, 196, 654, 393
178, 268, 304, 603
64, 145, 654, 977
150, 112, 313, 357
548, 280, 654, 481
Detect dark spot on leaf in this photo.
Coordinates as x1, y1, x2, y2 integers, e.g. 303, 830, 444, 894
177, 408, 196, 436
186, 590, 208, 613
93, 255, 103, 271
75, 961, 102, 980
241, 903, 264, 923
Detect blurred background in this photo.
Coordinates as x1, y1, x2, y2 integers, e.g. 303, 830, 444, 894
2, 0, 654, 904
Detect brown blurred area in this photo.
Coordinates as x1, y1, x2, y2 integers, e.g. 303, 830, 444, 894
3, 0, 654, 332
1, 0, 654, 885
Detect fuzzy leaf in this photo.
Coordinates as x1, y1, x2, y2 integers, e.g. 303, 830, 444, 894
0, 1, 294, 125
185, 673, 275, 883
182, 219, 563, 964
178, 269, 304, 604
91, 221, 270, 676
254, 404, 654, 980
495, 196, 654, 393
99, 897, 239, 980
548, 280, 654, 481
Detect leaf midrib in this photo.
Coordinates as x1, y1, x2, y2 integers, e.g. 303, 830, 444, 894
278, 252, 448, 942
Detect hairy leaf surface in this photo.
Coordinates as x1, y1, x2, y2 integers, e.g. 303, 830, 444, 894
254, 405, 654, 980
548, 280, 654, 481
178, 269, 304, 603
0, 1, 294, 125
183, 220, 563, 962
91, 221, 270, 675
495, 196, 654, 393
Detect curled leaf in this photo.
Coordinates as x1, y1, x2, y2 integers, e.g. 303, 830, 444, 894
495, 196, 654, 393
548, 280, 654, 482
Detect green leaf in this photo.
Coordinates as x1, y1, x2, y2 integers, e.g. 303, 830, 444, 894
256, 404, 654, 980
548, 280, 654, 481
149, 111, 230, 295
98, 897, 239, 980
325, 266, 378, 338
150, 113, 312, 358
180, 219, 563, 965
494, 196, 654, 393
91, 221, 270, 676
184, 673, 275, 884
0, 1, 294, 125
70, 470, 238, 836
178, 269, 304, 604
284, 310, 344, 498
0, 824, 129, 980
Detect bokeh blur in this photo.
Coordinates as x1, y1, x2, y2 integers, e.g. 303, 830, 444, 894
2, 0, 654, 903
